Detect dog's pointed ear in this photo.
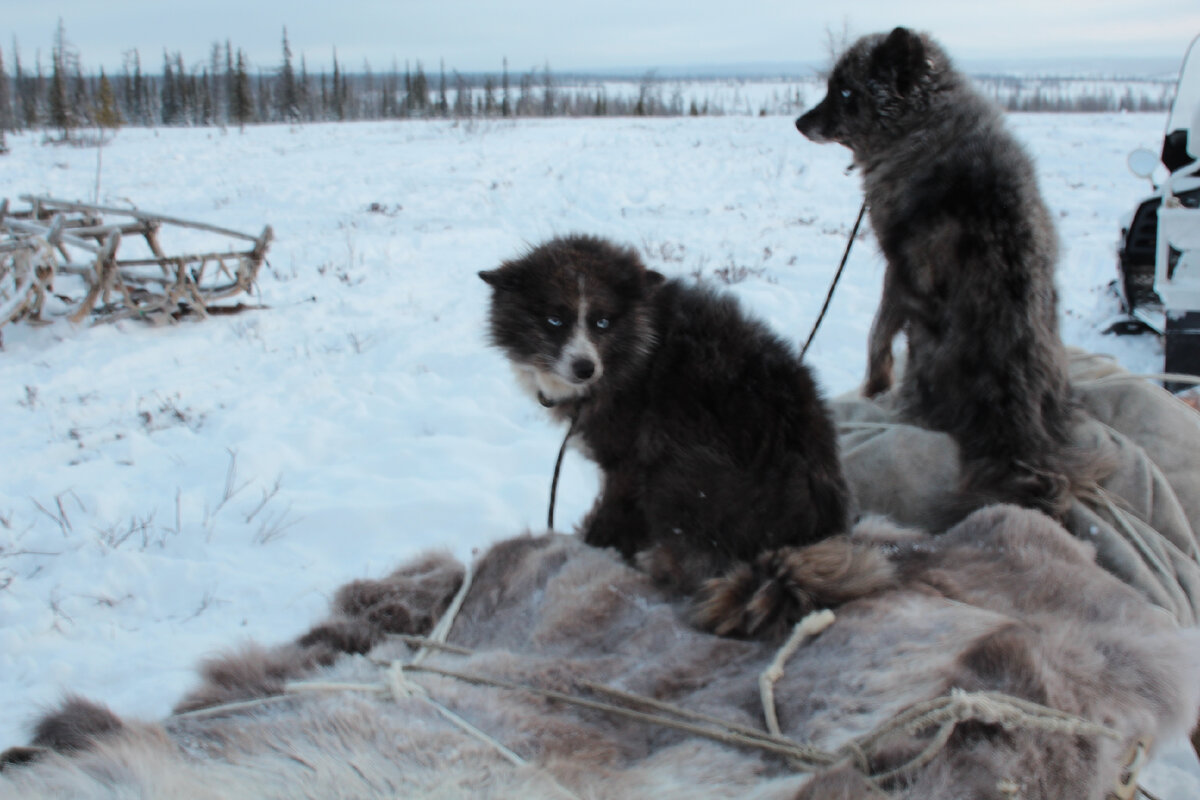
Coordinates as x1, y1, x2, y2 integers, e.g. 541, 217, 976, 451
479, 266, 522, 292
615, 266, 665, 300
878, 27, 927, 94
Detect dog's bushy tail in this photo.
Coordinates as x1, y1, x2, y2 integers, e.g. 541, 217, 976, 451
959, 458, 1073, 521
694, 536, 896, 639
958, 414, 1118, 525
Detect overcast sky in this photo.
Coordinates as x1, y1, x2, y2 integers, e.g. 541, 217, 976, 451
6, 1, 1200, 75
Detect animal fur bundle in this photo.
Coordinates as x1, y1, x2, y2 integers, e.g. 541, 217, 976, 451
796, 27, 1110, 519
835, 348, 1200, 628
3, 506, 1198, 799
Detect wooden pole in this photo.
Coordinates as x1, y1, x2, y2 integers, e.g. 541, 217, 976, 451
69, 231, 121, 323
21, 195, 261, 242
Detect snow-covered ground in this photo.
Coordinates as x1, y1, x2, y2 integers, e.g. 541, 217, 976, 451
0, 112, 1196, 795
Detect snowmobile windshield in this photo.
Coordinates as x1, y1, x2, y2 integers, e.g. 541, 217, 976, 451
1163, 33, 1200, 172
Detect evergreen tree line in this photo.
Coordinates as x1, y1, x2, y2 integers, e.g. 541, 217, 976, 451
0, 27, 743, 134
976, 76, 1173, 114
1001, 86, 1168, 113
0, 23, 1174, 139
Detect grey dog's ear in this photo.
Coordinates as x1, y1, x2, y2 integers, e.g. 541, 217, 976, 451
878, 27, 928, 94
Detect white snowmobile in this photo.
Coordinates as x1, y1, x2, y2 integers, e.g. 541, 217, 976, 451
1116, 33, 1200, 388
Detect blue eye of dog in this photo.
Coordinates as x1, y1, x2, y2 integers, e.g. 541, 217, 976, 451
595, 318, 610, 330
840, 88, 853, 100
547, 316, 563, 327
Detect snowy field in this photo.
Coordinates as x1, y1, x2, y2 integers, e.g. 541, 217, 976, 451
1, 111, 1197, 794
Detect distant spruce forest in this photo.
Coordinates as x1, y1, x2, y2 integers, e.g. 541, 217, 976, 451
0, 22, 1177, 143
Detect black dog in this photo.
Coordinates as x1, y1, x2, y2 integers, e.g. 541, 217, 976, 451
481, 235, 850, 622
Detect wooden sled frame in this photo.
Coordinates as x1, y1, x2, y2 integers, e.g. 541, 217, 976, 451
0, 195, 272, 328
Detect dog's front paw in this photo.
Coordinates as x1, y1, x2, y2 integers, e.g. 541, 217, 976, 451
580, 512, 620, 550
863, 367, 893, 398
863, 347, 894, 397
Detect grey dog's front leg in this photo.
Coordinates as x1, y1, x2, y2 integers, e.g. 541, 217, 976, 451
864, 267, 907, 397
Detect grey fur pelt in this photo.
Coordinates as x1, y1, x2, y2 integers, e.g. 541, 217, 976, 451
3, 507, 1199, 799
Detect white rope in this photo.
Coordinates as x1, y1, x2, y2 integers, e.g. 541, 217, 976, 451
173, 692, 290, 720
856, 688, 1123, 783
395, 563, 585, 800
1075, 371, 1200, 389
379, 660, 531, 769
760, 610, 836, 737
294, 563, 581, 799
1088, 487, 1179, 584
836, 421, 911, 431
413, 560, 474, 667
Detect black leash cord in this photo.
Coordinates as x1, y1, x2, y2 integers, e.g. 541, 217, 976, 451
799, 199, 868, 360
548, 409, 580, 530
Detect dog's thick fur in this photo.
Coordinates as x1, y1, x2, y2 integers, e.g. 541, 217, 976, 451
480, 235, 850, 605
796, 27, 1105, 518
4, 507, 1199, 799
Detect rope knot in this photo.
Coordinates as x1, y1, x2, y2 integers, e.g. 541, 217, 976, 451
385, 662, 423, 702
836, 740, 872, 773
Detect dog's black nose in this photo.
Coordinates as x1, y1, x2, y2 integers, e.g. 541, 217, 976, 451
572, 359, 595, 380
